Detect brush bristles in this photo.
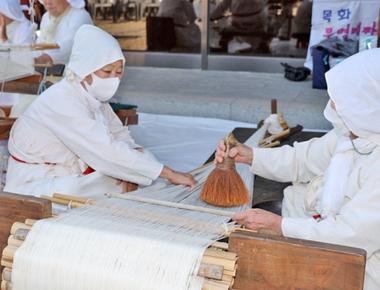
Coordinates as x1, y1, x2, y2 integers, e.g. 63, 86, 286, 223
200, 166, 250, 207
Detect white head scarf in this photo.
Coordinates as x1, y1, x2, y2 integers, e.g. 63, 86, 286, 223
0, 0, 28, 22
66, 25, 125, 80
39, 0, 85, 9
319, 49, 380, 218
326, 48, 380, 146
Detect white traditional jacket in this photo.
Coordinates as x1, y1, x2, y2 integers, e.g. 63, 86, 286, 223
5, 79, 163, 198
250, 131, 380, 289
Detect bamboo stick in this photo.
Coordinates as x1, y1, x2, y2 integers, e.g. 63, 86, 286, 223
53, 193, 93, 205
40, 195, 85, 208
201, 256, 236, 271
204, 248, 237, 261
211, 242, 229, 251
2, 268, 11, 282
7, 236, 23, 247
202, 278, 229, 290
221, 274, 234, 283
14, 228, 29, 241
188, 162, 213, 175
2, 246, 18, 261
0, 281, 11, 290
24, 219, 37, 227
0, 259, 12, 269
223, 266, 237, 276
198, 264, 224, 280
10, 223, 31, 236
106, 193, 235, 218
33, 63, 53, 68
32, 43, 60, 51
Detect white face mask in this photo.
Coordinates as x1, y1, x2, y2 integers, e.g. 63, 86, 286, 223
85, 73, 120, 102
323, 100, 350, 137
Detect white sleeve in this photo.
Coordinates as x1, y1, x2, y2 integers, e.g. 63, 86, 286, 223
282, 171, 380, 257
102, 104, 140, 148
42, 10, 93, 64
38, 96, 163, 186
250, 131, 337, 183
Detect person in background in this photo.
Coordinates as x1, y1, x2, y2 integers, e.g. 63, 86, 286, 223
34, 0, 92, 65
157, 0, 200, 52
0, 0, 34, 45
0, 0, 34, 107
5, 25, 196, 199
215, 49, 380, 289
210, 0, 269, 53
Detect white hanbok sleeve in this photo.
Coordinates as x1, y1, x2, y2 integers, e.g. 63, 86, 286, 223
250, 131, 337, 183
101, 104, 140, 148
38, 95, 163, 185
282, 166, 380, 257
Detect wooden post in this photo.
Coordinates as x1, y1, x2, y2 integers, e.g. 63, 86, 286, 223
0, 192, 52, 283
229, 230, 366, 290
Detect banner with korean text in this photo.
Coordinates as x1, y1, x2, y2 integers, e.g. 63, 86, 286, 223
305, 0, 380, 69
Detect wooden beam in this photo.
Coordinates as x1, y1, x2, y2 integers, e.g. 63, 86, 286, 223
229, 230, 366, 290
2, 75, 42, 95
0, 192, 52, 283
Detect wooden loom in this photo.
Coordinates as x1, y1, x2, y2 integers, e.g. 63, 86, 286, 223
0, 192, 366, 290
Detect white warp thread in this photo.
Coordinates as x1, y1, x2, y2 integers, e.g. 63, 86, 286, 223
12, 125, 268, 290
12, 198, 236, 290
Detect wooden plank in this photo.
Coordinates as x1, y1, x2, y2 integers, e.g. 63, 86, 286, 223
2, 74, 42, 95
0, 192, 52, 283
229, 230, 366, 290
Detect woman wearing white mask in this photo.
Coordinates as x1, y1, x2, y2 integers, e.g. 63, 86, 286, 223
214, 49, 380, 289
5, 25, 196, 199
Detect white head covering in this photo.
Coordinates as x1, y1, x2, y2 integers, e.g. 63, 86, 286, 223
325, 48, 380, 146
0, 0, 28, 22
67, 25, 125, 80
319, 49, 380, 218
39, 0, 85, 9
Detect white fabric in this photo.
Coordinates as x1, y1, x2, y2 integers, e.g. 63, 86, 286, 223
0, 0, 28, 22
319, 138, 354, 218
39, 0, 85, 9
250, 49, 380, 288
67, 25, 125, 80
250, 131, 380, 289
0, 20, 34, 45
12, 197, 234, 290
36, 7, 92, 64
326, 48, 380, 146
129, 113, 256, 172
5, 78, 163, 198
319, 101, 353, 217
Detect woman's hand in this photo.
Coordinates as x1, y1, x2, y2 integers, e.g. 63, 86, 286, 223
215, 140, 253, 165
160, 166, 196, 189
232, 209, 283, 235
